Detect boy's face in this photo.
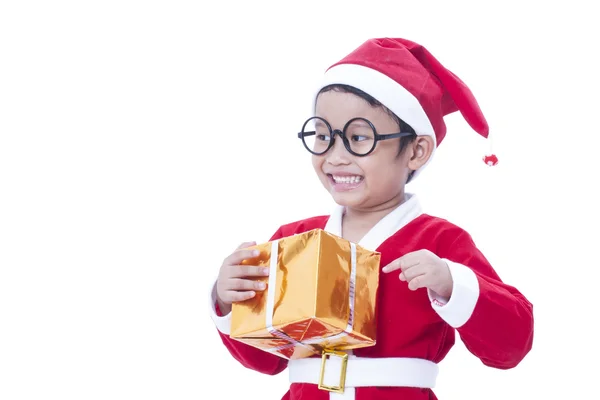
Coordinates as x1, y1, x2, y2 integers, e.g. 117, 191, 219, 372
312, 90, 431, 211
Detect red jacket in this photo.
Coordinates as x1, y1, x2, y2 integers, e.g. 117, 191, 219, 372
209, 196, 534, 400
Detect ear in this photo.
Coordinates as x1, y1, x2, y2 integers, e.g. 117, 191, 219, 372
407, 135, 435, 170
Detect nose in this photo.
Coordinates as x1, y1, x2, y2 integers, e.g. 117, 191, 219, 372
325, 131, 350, 165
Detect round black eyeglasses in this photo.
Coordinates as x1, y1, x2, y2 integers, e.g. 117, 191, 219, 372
297, 117, 415, 157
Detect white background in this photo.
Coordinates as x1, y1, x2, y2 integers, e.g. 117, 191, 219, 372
1, 1, 599, 399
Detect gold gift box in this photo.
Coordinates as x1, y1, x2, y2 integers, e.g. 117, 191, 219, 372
230, 228, 381, 360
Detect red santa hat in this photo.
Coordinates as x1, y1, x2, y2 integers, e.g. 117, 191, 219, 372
313, 38, 498, 179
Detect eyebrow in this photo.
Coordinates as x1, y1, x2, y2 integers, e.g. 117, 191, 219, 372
313, 119, 373, 129
314, 120, 328, 129
348, 120, 372, 128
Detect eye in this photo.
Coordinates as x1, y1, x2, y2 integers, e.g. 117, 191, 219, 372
350, 134, 369, 142
316, 132, 331, 141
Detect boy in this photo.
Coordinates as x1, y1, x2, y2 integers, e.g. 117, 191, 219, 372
209, 37, 533, 400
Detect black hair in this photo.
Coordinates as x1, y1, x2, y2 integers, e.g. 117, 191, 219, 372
317, 84, 417, 181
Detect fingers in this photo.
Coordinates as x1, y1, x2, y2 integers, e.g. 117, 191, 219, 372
224, 241, 270, 276
400, 265, 432, 291
226, 241, 258, 265
407, 275, 427, 291
227, 277, 266, 291
224, 248, 261, 266
382, 259, 401, 273
382, 253, 421, 273
220, 277, 269, 303
399, 264, 424, 281
236, 241, 257, 250
226, 264, 270, 278
217, 241, 271, 305
382, 250, 446, 293
223, 289, 257, 303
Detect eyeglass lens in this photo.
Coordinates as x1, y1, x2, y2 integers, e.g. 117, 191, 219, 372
301, 117, 376, 155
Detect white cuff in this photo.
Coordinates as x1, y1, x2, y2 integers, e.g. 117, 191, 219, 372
428, 260, 480, 328
209, 280, 232, 335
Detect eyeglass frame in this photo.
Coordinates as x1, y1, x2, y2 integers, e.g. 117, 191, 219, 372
297, 116, 416, 157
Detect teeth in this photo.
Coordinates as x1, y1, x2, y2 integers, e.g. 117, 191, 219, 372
332, 175, 363, 184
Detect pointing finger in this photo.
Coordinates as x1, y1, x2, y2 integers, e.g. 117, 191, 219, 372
397, 253, 422, 270
382, 258, 402, 273
383, 254, 420, 273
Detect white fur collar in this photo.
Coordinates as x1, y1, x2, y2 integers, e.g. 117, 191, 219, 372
323, 193, 423, 251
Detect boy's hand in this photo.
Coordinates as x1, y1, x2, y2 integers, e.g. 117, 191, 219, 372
382, 249, 453, 299
216, 241, 270, 315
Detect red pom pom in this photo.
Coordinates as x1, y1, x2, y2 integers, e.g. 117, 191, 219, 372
483, 154, 498, 166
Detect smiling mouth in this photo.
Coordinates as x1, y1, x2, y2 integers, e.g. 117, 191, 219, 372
331, 174, 363, 184
327, 174, 364, 186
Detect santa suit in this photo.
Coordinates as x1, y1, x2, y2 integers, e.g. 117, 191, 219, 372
209, 194, 534, 400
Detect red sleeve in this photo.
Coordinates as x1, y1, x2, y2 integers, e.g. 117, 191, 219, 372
437, 230, 534, 369
215, 305, 288, 375
213, 227, 288, 376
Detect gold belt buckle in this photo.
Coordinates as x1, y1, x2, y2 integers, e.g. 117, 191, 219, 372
318, 349, 348, 393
